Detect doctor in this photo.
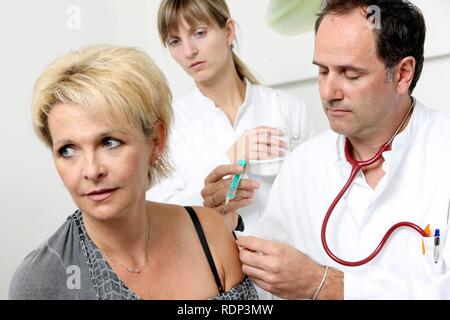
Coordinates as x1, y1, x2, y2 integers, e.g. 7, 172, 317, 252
148, 0, 315, 234
238, 0, 450, 299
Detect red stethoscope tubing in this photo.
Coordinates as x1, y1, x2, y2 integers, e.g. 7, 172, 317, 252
321, 137, 428, 267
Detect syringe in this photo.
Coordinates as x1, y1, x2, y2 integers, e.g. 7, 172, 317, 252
224, 160, 247, 208
223, 160, 247, 239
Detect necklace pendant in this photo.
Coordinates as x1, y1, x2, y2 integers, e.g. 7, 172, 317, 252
127, 267, 140, 273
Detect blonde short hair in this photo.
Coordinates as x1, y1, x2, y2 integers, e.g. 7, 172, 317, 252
32, 45, 173, 186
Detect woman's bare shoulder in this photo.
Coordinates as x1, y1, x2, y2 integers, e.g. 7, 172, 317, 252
189, 206, 245, 290
149, 202, 228, 233
148, 202, 244, 291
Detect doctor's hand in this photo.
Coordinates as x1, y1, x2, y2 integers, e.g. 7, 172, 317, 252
227, 126, 288, 163
201, 164, 260, 217
237, 236, 344, 300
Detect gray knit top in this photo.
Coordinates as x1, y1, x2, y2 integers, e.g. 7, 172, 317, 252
9, 210, 258, 300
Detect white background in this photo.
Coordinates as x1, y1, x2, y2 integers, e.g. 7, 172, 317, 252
1, 0, 449, 299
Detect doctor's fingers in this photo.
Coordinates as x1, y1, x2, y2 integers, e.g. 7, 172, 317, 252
239, 248, 281, 272
247, 276, 282, 298
202, 188, 254, 208
208, 178, 260, 197
241, 254, 301, 299
204, 164, 245, 184
237, 236, 282, 256
211, 187, 256, 205
216, 197, 254, 214
249, 275, 301, 300
202, 179, 229, 207
241, 263, 274, 285
201, 177, 231, 207
232, 189, 256, 200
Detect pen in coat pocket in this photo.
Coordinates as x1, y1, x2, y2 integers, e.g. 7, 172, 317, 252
434, 229, 440, 264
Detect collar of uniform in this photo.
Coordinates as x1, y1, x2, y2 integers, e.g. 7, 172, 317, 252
334, 98, 426, 180
191, 78, 253, 113
335, 133, 349, 175
192, 85, 216, 110
235, 78, 253, 126
381, 98, 426, 176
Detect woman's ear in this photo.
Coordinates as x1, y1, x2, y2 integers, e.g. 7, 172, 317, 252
149, 121, 167, 166
395, 56, 416, 95
225, 18, 236, 46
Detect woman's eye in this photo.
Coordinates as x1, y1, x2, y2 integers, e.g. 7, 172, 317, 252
167, 38, 179, 47
103, 137, 122, 149
58, 145, 75, 158
194, 30, 206, 38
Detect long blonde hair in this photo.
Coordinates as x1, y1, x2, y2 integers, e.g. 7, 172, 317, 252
157, 0, 259, 84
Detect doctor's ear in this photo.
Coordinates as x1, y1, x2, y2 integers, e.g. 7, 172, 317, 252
395, 56, 416, 95
149, 121, 167, 166
225, 18, 236, 48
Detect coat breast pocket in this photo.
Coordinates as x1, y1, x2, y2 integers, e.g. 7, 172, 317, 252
421, 226, 448, 276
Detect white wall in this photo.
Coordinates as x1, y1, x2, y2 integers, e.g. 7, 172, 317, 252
1, 1, 449, 299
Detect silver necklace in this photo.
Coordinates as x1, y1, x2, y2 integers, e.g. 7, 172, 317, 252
86, 206, 152, 274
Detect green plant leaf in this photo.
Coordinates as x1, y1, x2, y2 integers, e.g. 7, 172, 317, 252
265, 0, 323, 35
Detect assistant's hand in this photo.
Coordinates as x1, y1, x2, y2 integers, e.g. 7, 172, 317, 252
227, 126, 288, 163
201, 164, 260, 216
237, 236, 343, 300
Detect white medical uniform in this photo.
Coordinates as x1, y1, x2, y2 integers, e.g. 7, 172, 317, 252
255, 101, 450, 299
147, 80, 315, 235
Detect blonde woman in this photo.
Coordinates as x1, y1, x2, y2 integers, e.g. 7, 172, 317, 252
9, 45, 258, 300
149, 0, 315, 234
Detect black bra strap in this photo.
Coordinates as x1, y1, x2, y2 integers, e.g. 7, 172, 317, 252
184, 206, 225, 294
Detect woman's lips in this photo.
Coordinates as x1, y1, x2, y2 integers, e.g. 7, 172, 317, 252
86, 188, 117, 202
190, 61, 205, 70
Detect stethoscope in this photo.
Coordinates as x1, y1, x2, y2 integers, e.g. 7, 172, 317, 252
321, 97, 429, 267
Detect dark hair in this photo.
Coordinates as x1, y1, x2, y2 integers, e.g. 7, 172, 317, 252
315, 0, 426, 93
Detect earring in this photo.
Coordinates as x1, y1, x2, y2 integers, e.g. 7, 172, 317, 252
227, 42, 234, 50
153, 155, 161, 166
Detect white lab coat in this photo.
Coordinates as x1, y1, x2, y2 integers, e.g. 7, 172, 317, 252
146, 80, 315, 235
254, 100, 450, 299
